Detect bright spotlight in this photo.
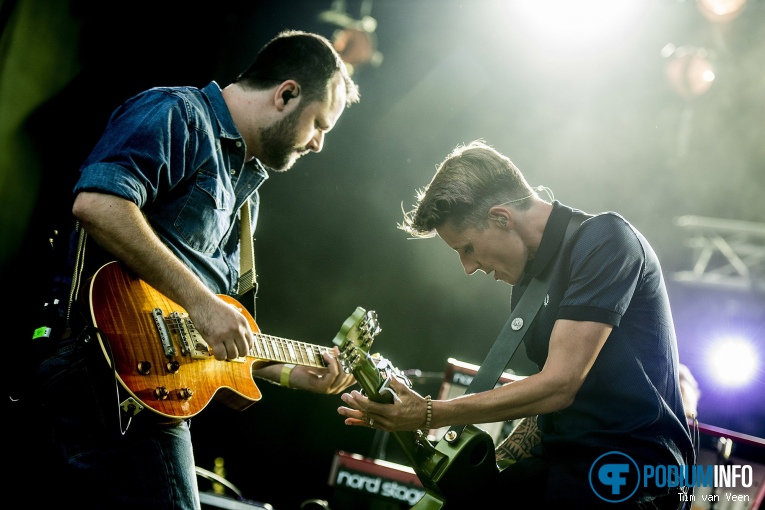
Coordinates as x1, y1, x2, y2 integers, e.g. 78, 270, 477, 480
503, 0, 647, 56
696, 0, 747, 23
707, 337, 759, 387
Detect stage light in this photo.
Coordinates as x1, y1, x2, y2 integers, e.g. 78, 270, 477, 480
707, 337, 759, 387
331, 26, 382, 70
318, 0, 383, 75
696, 0, 747, 23
662, 44, 716, 99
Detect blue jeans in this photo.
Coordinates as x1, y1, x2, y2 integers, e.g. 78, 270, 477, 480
34, 328, 201, 510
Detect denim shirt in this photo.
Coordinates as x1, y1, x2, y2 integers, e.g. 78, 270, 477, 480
74, 81, 269, 294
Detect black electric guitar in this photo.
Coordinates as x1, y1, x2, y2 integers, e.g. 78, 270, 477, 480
86, 260, 380, 419
337, 342, 500, 509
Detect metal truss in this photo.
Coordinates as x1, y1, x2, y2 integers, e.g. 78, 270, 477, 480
672, 215, 765, 292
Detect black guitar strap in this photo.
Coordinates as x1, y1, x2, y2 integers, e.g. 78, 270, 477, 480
444, 215, 582, 443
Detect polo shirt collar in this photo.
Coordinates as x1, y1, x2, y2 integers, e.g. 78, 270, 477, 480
523, 201, 573, 279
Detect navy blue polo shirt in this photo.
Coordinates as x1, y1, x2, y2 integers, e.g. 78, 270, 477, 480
511, 202, 693, 469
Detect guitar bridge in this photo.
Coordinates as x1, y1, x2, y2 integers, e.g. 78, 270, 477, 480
169, 311, 211, 359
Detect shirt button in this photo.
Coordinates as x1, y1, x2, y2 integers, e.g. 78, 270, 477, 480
231, 169, 236, 175
235, 141, 242, 148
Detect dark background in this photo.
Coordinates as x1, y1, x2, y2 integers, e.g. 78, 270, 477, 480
2, 0, 764, 508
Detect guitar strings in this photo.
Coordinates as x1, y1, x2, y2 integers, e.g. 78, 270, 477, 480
251, 332, 329, 367
162, 313, 329, 367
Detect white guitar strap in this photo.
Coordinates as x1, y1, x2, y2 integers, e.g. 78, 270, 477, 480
237, 200, 257, 318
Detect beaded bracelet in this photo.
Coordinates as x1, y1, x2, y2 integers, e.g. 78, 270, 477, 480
280, 364, 296, 388
423, 395, 432, 431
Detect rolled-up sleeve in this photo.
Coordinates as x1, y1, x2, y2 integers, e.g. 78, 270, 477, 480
74, 89, 192, 207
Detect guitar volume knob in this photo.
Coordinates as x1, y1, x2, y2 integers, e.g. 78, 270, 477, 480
166, 361, 180, 373
137, 361, 152, 375
154, 386, 169, 400
178, 388, 193, 400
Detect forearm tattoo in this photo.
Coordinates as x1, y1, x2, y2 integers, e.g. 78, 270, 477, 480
495, 415, 541, 462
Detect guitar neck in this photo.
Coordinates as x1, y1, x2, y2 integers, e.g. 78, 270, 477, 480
251, 333, 329, 368
351, 357, 444, 491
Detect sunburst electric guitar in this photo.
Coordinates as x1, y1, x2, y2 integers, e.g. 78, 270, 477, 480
338, 345, 500, 509
86, 261, 380, 419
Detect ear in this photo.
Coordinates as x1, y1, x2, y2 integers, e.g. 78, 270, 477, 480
488, 206, 513, 229
275, 80, 300, 111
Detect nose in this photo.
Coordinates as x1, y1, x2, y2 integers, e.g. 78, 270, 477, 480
460, 255, 480, 275
308, 131, 325, 153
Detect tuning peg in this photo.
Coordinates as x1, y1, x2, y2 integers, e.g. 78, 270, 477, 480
363, 311, 381, 335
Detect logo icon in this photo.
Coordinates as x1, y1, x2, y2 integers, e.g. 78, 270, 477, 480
589, 451, 640, 503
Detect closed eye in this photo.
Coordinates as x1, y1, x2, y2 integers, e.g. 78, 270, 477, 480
315, 119, 330, 132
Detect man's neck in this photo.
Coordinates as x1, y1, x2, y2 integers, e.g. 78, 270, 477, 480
221, 83, 273, 161
519, 200, 554, 258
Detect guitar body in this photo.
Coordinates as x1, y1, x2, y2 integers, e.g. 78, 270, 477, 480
88, 261, 262, 419
412, 425, 500, 509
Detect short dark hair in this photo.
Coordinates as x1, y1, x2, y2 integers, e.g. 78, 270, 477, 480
235, 29, 359, 107
400, 140, 534, 237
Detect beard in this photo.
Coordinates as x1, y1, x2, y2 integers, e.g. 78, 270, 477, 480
257, 105, 306, 172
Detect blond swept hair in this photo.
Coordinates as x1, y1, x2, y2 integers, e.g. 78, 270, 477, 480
399, 140, 535, 238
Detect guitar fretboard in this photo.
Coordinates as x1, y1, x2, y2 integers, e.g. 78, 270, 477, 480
251, 333, 329, 368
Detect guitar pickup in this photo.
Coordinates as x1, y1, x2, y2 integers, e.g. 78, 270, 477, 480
152, 308, 177, 357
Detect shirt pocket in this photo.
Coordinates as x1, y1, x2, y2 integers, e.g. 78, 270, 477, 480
175, 171, 231, 255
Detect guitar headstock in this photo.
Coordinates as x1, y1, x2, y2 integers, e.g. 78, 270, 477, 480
332, 306, 381, 369
331, 307, 413, 404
